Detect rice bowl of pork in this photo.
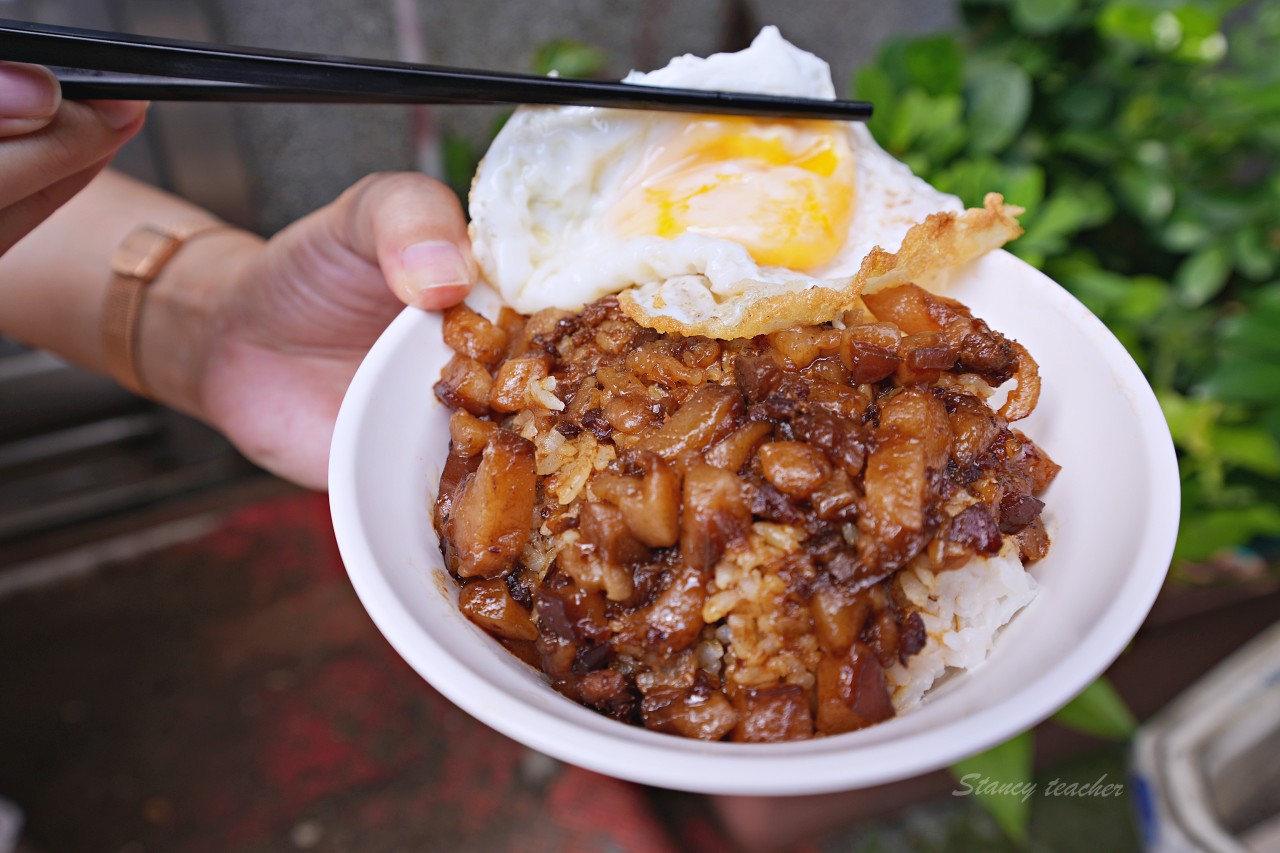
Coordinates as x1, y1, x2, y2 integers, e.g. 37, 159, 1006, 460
328, 248, 1179, 796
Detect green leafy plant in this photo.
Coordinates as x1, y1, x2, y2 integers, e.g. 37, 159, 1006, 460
855, 0, 1280, 574
866, 0, 1276, 843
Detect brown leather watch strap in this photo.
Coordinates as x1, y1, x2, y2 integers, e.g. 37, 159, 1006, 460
102, 222, 235, 397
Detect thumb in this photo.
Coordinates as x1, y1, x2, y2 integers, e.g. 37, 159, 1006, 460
0, 61, 60, 137
331, 172, 477, 310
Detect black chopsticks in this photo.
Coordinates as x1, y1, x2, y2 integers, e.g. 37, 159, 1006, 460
45, 69, 480, 105
0, 19, 873, 121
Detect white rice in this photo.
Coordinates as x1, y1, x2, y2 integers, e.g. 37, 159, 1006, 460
887, 539, 1038, 710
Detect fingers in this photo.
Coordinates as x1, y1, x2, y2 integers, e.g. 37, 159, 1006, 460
333, 172, 477, 310
0, 155, 112, 256
0, 62, 148, 210
1, 62, 147, 139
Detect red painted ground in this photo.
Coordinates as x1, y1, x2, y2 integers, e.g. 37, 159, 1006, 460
0, 493, 735, 853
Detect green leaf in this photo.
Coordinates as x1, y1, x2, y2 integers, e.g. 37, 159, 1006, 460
1115, 325, 1151, 373
1233, 227, 1278, 281
901, 151, 934, 177
1116, 163, 1174, 223
886, 90, 964, 158
1017, 184, 1113, 261
873, 37, 915, 89
1019, 185, 1114, 255
1178, 30, 1228, 64
1150, 304, 1220, 389
1172, 5, 1219, 41
1159, 390, 1215, 454
1134, 138, 1170, 169
1098, 3, 1158, 48
1177, 191, 1256, 233
1253, 284, 1280, 313
1175, 245, 1232, 307
1051, 676, 1137, 740
1170, 6, 1226, 63
1055, 128, 1120, 164
917, 123, 970, 173
1217, 293, 1280, 359
1175, 504, 1280, 562
1051, 79, 1113, 128
1012, 0, 1080, 34
1267, 408, 1280, 444
931, 158, 1008, 209
1099, 2, 1224, 62
1117, 92, 1163, 140
1114, 274, 1170, 323
1001, 164, 1047, 219
903, 34, 965, 96
854, 65, 898, 144
1013, 248, 1047, 270
1211, 425, 1280, 477
950, 732, 1034, 845
966, 60, 1033, 155
532, 39, 605, 78
1161, 214, 1215, 253
1060, 265, 1131, 316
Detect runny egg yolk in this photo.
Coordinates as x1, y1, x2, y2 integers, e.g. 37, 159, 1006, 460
610, 117, 856, 271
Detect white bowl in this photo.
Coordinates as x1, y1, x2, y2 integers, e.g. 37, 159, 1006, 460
329, 249, 1180, 796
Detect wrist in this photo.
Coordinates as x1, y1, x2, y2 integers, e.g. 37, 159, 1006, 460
133, 226, 265, 418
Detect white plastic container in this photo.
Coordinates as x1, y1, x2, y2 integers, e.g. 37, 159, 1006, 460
1131, 620, 1280, 852
329, 250, 1181, 795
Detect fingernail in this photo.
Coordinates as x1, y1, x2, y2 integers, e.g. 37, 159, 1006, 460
0, 62, 58, 119
397, 240, 473, 299
91, 99, 149, 131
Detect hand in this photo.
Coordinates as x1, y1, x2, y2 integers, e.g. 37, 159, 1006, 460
0, 62, 147, 255
189, 173, 477, 490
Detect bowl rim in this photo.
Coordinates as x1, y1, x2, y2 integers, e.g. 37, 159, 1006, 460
329, 249, 1180, 795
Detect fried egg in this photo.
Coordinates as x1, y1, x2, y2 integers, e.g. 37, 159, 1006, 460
468, 27, 966, 321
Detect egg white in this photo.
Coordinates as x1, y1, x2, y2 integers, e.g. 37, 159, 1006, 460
468, 26, 962, 316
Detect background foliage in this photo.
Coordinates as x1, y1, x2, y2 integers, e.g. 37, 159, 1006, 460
860, 0, 1279, 841
856, 0, 1280, 572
